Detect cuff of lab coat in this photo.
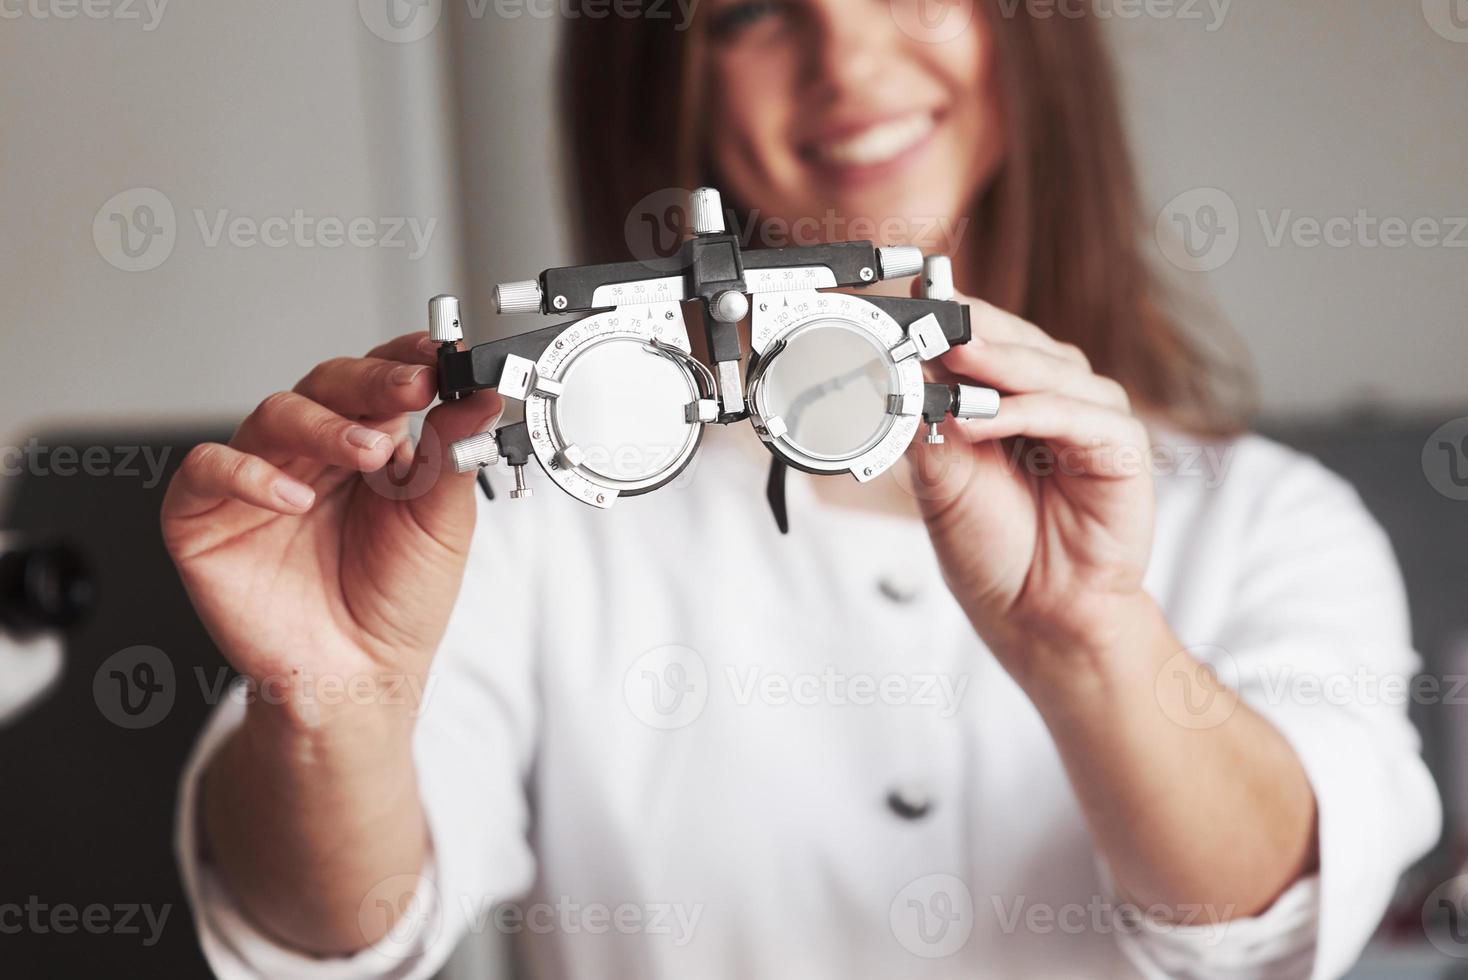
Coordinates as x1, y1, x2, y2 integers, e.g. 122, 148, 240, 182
1111, 684, 1440, 980
173, 682, 451, 980
1104, 861, 1319, 980
1248, 689, 1440, 980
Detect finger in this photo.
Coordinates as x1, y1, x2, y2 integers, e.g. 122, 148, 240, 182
940, 340, 1130, 410
294, 356, 436, 418
164, 442, 317, 520
232, 391, 397, 471
392, 391, 505, 549
948, 392, 1150, 479
967, 298, 1090, 366
914, 279, 1089, 366
367, 331, 443, 365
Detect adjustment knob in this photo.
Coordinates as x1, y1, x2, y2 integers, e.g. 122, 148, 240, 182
428, 294, 462, 343
494, 279, 544, 315
877, 245, 923, 281
690, 187, 725, 236
450, 431, 501, 474
711, 289, 749, 324
509, 465, 533, 499
922, 255, 955, 302
953, 385, 1001, 420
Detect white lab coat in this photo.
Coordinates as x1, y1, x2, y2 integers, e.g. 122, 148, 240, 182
175, 426, 1441, 979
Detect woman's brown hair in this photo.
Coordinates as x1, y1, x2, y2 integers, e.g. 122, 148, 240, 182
558, 0, 1252, 437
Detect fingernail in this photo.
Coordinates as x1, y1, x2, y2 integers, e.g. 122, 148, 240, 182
346, 426, 389, 451
417, 337, 440, 355
392, 365, 427, 386
273, 479, 315, 510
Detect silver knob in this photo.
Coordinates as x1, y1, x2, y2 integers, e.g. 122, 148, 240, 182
711, 289, 749, 324
509, 464, 533, 499
877, 245, 923, 281
449, 431, 501, 473
953, 385, 1001, 420
690, 187, 725, 236
494, 279, 543, 315
428, 294, 462, 343
922, 255, 954, 302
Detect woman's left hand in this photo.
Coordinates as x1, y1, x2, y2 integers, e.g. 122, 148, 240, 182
908, 293, 1322, 919
908, 291, 1156, 693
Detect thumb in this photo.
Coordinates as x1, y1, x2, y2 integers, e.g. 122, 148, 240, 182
396, 390, 504, 547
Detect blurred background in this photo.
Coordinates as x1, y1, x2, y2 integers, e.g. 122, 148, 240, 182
1, 1, 1466, 977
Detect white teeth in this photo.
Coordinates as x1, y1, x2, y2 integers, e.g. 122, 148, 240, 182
813, 113, 934, 167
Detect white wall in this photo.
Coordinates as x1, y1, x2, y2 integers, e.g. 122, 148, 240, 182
447, 2, 572, 343
0, 1, 463, 448
1111, 0, 1468, 417
2, 0, 1465, 454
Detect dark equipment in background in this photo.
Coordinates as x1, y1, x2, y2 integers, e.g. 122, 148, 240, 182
0, 430, 227, 978
0, 540, 96, 635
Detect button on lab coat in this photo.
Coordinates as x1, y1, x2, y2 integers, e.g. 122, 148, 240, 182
175, 428, 1441, 979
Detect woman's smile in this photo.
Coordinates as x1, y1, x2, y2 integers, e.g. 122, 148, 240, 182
798, 109, 945, 188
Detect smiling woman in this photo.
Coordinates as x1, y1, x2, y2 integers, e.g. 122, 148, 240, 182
162, 2, 1441, 979
560, 0, 1250, 437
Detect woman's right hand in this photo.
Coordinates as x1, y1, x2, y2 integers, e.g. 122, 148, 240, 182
161, 331, 503, 731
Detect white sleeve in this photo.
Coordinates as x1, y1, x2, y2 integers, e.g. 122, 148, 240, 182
1116, 453, 1442, 980
173, 492, 541, 979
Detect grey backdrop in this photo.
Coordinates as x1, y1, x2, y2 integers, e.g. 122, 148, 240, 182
3, 2, 1464, 447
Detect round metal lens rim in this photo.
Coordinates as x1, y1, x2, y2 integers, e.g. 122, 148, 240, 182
525, 307, 704, 507
750, 318, 899, 464
747, 294, 924, 480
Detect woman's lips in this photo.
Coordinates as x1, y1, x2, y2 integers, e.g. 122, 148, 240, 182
798, 110, 942, 187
